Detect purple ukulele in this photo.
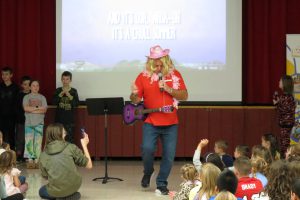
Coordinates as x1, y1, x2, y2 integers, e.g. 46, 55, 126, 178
123, 103, 174, 125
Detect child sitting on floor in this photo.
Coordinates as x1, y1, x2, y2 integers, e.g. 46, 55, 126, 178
0, 149, 28, 199
169, 164, 200, 200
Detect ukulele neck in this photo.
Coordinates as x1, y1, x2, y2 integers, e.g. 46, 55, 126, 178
141, 108, 161, 114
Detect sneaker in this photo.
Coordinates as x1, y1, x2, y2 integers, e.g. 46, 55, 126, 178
56, 192, 81, 200
141, 171, 154, 188
155, 186, 169, 195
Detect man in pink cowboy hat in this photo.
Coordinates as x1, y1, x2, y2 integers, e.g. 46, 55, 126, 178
130, 45, 188, 195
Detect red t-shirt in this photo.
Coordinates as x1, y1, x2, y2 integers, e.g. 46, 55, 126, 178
235, 177, 263, 200
135, 69, 186, 126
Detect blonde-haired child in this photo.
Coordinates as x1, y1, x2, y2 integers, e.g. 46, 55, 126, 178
250, 145, 271, 188
251, 145, 272, 165
189, 163, 221, 200
215, 191, 237, 200
0, 149, 28, 199
169, 164, 200, 200
250, 156, 268, 187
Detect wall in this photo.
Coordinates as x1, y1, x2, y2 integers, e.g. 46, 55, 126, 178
45, 106, 279, 158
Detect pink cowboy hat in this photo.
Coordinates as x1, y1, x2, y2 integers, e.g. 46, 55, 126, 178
147, 45, 170, 59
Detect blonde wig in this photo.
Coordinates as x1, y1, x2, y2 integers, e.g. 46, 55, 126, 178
146, 55, 174, 76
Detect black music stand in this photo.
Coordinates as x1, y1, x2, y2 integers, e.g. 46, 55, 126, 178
86, 97, 124, 184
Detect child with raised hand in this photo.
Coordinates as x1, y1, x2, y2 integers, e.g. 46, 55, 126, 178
193, 139, 209, 172
169, 164, 200, 200
214, 140, 234, 167
193, 139, 225, 172
261, 133, 281, 160
0, 149, 28, 199
39, 123, 92, 200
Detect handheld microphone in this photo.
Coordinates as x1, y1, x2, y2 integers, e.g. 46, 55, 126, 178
158, 73, 163, 92
80, 127, 86, 138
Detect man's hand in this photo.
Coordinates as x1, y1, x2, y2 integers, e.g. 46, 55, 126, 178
130, 81, 141, 104
131, 82, 138, 94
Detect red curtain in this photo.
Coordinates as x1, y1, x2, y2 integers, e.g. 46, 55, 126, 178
243, 0, 300, 104
1, 0, 300, 104
0, 0, 55, 101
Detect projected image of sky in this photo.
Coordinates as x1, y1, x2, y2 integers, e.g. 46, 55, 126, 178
61, 0, 226, 69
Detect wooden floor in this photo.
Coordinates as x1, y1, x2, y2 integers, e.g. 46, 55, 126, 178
20, 160, 187, 200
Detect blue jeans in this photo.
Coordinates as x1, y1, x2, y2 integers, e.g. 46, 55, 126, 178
142, 123, 178, 187
39, 185, 55, 200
